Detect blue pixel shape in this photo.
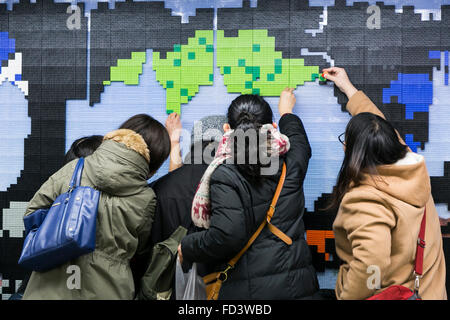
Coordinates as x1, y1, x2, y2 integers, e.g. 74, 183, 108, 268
383, 73, 433, 151
0, 32, 15, 74
383, 73, 433, 120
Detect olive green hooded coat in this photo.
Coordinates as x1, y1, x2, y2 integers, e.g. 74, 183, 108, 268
23, 129, 156, 300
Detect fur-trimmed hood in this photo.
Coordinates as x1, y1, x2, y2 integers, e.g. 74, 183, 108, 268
82, 129, 151, 196
103, 129, 150, 163
359, 152, 431, 208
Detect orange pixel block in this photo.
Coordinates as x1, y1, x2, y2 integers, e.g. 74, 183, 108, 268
306, 230, 335, 261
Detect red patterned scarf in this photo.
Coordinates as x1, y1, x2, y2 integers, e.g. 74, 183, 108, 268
191, 124, 290, 228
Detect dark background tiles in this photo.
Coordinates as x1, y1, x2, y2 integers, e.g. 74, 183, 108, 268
0, 0, 88, 287
0, 0, 449, 298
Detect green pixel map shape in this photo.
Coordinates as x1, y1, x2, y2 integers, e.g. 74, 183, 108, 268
153, 30, 214, 114
217, 29, 320, 96
103, 30, 320, 114
103, 52, 147, 86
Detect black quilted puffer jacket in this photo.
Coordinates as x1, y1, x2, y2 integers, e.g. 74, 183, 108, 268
181, 113, 319, 299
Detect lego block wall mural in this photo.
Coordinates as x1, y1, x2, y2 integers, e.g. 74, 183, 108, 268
1, 0, 450, 299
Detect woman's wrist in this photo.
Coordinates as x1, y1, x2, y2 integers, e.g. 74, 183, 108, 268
343, 85, 358, 99
169, 140, 182, 171
279, 110, 293, 117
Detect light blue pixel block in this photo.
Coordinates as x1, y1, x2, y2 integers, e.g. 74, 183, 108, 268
0, 81, 30, 191
417, 51, 450, 219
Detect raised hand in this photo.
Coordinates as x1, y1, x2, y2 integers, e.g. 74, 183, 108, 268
278, 87, 296, 117
322, 67, 358, 99
165, 112, 182, 143
165, 112, 183, 171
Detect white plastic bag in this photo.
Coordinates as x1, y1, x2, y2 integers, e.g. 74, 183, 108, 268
175, 257, 207, 300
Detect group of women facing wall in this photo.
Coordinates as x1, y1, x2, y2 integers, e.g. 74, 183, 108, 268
19, 67, 447, 300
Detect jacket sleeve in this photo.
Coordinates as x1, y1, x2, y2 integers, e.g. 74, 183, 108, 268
181, 170, 248, 264
335, 192, 396, 300
346, 91, 409, 150
136, 194, 156, 257
278, 113, 311, 182
346, 90, 386, 119
149, 193, 164, 247
131, 195, 156, 288
25, 171, 67, 216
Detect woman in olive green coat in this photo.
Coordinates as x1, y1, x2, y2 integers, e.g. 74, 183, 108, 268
22, 114, 171, 300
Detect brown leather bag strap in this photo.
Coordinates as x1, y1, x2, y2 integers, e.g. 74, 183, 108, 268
267, 222, 292, 245
267, 162, 287, 223
227, 162, 289, 268
203, 162, 291, 300
265, 162, 292, 245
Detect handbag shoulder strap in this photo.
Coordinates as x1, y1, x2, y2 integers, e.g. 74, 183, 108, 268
227, 162, 290, 269
69, 158, 85, 190
414, 208, 427, 275
413, 208, 426, 293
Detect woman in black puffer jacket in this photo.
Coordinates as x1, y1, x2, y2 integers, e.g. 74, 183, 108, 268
179, 89, 319, 299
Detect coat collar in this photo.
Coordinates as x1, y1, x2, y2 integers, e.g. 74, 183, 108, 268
86, 130, 151, 196
103, 129, 150, 163
359, 152, 431, 208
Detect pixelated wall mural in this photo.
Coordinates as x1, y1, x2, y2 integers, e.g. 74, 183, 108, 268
0, 0, 450, 299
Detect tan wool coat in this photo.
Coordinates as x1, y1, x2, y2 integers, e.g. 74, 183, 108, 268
333, 91, 447, 300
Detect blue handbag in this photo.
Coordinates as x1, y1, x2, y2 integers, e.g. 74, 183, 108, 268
18, 158, 100, 272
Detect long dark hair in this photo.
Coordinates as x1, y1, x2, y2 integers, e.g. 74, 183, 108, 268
227, 94, 274, 182
119, 114, 171, 174
328, 112, 408, 209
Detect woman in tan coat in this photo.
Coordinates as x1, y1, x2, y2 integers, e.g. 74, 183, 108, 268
323, 67, 447, 300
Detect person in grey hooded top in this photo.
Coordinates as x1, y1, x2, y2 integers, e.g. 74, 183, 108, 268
22, 114, 170, 300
